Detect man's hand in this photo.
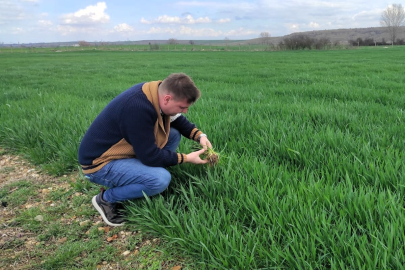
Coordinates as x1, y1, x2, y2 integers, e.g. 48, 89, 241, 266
186, 149, 208, 164
199, 136, 212, 150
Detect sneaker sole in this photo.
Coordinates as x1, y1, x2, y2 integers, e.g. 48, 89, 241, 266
92, 195, 124, 227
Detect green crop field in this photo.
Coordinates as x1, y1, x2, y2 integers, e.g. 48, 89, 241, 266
1, 47, 404, 269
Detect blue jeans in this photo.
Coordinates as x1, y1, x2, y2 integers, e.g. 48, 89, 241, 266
85, 128, 181, 203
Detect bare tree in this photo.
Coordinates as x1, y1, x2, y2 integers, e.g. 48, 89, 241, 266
380, 4, 405, 45
224, 37, 229, 49
78, 40, 91, 47
168, 38, 178, 45
259, 32, 271, 45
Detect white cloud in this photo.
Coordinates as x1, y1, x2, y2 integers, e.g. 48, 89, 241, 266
0, 0, 26, 24
147, 26, 222, 36
146, 25, 256, 38
141, 14, 215, 24
56, 25, 76, 35
304, 0, 349, 9
353, 9, 381, 22
156, 15, 181, 24
224, 27, 256, 37
140, 18, 150, 24
308, 22, 320, 28
38, 19, 52, 26
217, 18, 231, 23
21, 0, 39, 3
113, 23, 134, 33
178, 25, 222, 36
195, 16, 212, 23
286, 23, 300, 32
56, 2, 110, 37
176, 1, 256, 11
11, 27, 25, 34
147, 27, 177, 34
60, 2, 110, 25
176, 1, 222, 7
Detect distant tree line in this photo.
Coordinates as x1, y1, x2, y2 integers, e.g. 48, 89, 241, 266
278, 35, 332, 50
148, 42, 160, 50
348, 37, 405, 46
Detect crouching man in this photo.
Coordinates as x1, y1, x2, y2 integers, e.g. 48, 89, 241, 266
78, 73, 212, 226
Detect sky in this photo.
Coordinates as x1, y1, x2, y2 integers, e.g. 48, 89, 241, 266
0, 0, 395, 44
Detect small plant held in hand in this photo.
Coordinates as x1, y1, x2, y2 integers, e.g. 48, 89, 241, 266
203, 147, 220, 167
193, 144, 221, 167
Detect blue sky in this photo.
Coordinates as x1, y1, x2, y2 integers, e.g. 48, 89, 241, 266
0, 0, 395, 43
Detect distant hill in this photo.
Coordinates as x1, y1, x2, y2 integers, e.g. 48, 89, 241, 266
2, 26, 404, 47
120, 26, 404, 46
239, 26, 405, 45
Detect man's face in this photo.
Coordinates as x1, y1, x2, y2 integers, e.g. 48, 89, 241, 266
160, 94, 191, 116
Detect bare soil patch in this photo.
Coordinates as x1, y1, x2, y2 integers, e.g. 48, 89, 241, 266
0, 150, 187, 270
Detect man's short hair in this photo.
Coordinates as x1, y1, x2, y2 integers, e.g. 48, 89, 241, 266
160, 73, 201, 104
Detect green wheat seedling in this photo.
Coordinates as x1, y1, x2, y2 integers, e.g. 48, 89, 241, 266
192, 143, 222, 167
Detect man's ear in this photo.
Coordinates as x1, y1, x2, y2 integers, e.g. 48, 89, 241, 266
163, 94, 172, 104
